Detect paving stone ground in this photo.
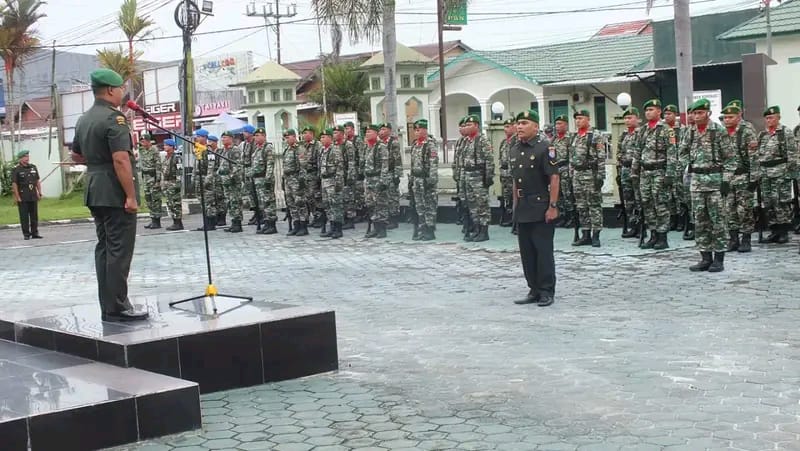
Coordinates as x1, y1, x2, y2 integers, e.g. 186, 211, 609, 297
1, 216, 800, 451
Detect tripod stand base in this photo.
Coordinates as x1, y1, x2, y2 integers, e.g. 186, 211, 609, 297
169, 286, 253, 316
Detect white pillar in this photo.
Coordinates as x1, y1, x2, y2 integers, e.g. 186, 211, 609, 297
480, 99, 492, 132
428, 103, 440, 139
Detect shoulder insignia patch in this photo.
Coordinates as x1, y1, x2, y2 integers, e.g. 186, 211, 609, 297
430, 150, 437, 158
548, 147, 556, 159
668, 129, 676, 145
115, 115, 127, 126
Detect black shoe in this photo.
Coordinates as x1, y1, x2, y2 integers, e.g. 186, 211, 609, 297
511, 223, 518, 235
621, 228, 638, 238
640, 231, 657, 249
24, 236, 30, 240
102, 309, 150, 322
514, 292, 539, 305
386, 217, 399, 230
145, 217, 161, 229
738, 233, 752, 253
669, 215, 678, 231
412, 225, 423, 241
374, 222, 387, 239
166, 219, 184, 231
421, 225, 436, 241
708, 252, 725, 272
331, 222, 343, 239
689, 251, 713, 272
500, 210, 513, 227
225, 219, 243, 233
726, 230, 740, 252
683, 224, 695, 241
675, 214, 685, 232
765, 226, 781, 243
472, 225, 489, 242
537, 293, 554, 307
295, 222, 309, 236
287, 220, 300, 236
31, 234, 42, 239
591, 230, 601, 247
572, 230, 592, 246
262, 220, 278, 235
216, 213, 227, 226
364, 223, 378, 238
196, 216, 216, 231
653, 232, 669, 250
320, 221, 331, 237
341, 219, 355, 230
464, 225, 477, 242
248, 214, 258, 225
776, 224, 790, 244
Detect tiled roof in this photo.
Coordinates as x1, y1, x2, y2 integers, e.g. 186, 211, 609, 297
718, 0, 800, 40
233, 61, 301, 85
360, 43, 432, 68
430, 34, 653, 85
593, 20, 652, 38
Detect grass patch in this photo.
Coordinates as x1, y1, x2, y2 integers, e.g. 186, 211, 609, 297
0, 189, 150, 225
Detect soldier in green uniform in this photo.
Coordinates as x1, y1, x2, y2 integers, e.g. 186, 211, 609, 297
139, 132, 162, 229
680, 105, 697, 240
300, 126, 325, 228
250, 127, 278, 235
618, 108, 640, 238
11, 150, 42, 240
194, 132, 218, 231
363, 124, 391, 238
498, 118, 516, 227
680, 98, 737, 273
453, 117, 468, 232
219, 131, 244, 233
461, 115, 494, 242
409, 119, 438, 241
663, 104, 686, 231
208, 135, 227, 226
333, 126, 357, 229
720, 104, 759, 253
726, 99, 758, 137
757, 105, 798, 244
569, 109, 607, 247
551, 114, 573, 229
282, 129, 311, 236
319, 128, 345, 239
162, 135, 183, 231
345, 121, 366, 222
70, 68, 148, 321
239, 124, 258, 225
379, 123, 403, 229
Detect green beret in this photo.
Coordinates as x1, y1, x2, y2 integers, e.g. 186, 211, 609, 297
727, 99, 743, 109
554, 114, 569, 123
320, 128, 333, 137
379, 122, 392, 129
664, 104, 679, 113
464, 115, 480, 125
414, 119, 428, 129
16, 150, 29, 159
502, 118, 515, 126
764, 105, 780, 116
140, 132, 152, 140
254, 127, 266, 135
301, 125, 315, 134
721, 105, 740, 115
623, 107, 640, 117
221, 131, 234, 138
343, 121, 355, 128
690, 98, 710, 111
332, 125, 345, 132
573, 109, 590, 118
643, 99, 662, 110
365, 124, 380, 132
515, 109, 539, 123
283, 128, 296, 137
90, 68, 124, 88
457, 117, 466, 126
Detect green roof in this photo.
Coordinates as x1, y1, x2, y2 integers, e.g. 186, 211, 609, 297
428, 34, 653, 85
718, 0, 800, 41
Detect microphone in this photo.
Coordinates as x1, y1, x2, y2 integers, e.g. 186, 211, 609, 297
126, 100, 159, 123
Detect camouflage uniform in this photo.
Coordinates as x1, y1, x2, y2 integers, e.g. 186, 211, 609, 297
461, 133, 495, 228
617, 128, 639, 227
498, 134, 515, 222
349, 134, 366, 216
631, 121, 676, 237
722, 123, 759, 236
363, 139, 391, 225
283, 139, 312, 223
250, 142, 278, 225
301, 138, 323, 224
758, 125, 797, 230
319, 143, 345, 224
140, 144, 162, 222
551, 132, 573, 222
210, 148, 226, 220
453, 134, 468, 214
337, 139, 357, 222
240, 139, 255, 212
384, 135, 403, 219
410, 135, 439, 230
162, 151, 182, 220
218, 144, 243, 223
196, 151, 217, 218
569, 129, 607, 233
667, 122, 686, 219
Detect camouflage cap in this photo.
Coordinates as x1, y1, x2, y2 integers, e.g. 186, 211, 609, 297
90, 68, 124, 88
515, 109, 539, 123
414, 118, 428, 129
573, 109, 590, 118
643, 99, 662, 110
664, 104, 679, 113
763, 105, 780, 116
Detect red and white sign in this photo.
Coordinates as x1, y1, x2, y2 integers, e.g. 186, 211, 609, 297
194, 101, 231, 118
133, 102, 182, 132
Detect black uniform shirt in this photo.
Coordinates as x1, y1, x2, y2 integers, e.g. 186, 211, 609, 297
12, 163, 40, 202
510, 135, 558, 223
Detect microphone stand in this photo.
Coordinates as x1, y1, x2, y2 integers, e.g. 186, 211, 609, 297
142, 117, 253, 316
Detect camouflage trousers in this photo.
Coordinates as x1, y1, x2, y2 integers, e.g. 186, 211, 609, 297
573, 171, 603, 231
284, 175, 309, 222
254, 178, 277, 222
311, 179, 324, 218
557, 169, 574, 216
500, 176, 513, 212
163, 181, 182, 220
354, 178, 366, 211
640, 170, 671, 233
321, 180, 344, 223
691, 190, 727, 252
213, 175, 226, 215
761, 177, 793, 226
412, 177, 438, 227
222, 176, 242, 221
201, 175, 220, 217
142, 175, 162, 219
670, 175, 685, 215
619, 167, 637, 223
726, 182, 755, 234
464, 172, 490, 226
365, 177, 389, 223
242, 175, 255, 210
388, 178, 401, 216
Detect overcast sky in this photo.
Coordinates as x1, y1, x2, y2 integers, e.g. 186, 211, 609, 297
36, 0, 758, 65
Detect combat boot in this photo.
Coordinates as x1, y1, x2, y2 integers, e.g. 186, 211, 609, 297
374, 222, 387, 239
683, 223, 695, 240
226, 219, 242, 233
738, 233, 752, 253
320, 221, 332, 238
500, 210, 513, 227
287, 220, 300, 236
726, 230, 740, 252
765, 225, 780, 243
669, 214, 678, 231
341, 218, 355, 230
640, 230, 657, 249
247, 213, 258, 225
196, 216, 216, 231
421, 225, 436, 241
776, 224, 790, 244
708, 252, 725, 272
331, 222, 343, 239
572, 230, 592, 246
653, 232, 669, 250
675, 213, 685, 232
464, 224, 477, 242
386, 216, 398, 229
216, 213, 227, 226
262, 220, 278, 235
413, 225, 424, 241
591, 230, 601, 248
295, 221, 309, 236
621, 228, 638, 238
794, 222, 800, 235
166, 219, 183, 231
472, 225, 489, 242
364, 223, 378, 238
144, 217, 161, 229
689, 251, 713, 272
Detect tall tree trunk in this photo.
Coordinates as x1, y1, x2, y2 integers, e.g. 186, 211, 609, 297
382, 0, 398, 132
4, 68, 15, 156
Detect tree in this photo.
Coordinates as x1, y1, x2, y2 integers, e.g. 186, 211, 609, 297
97, 46, 142, 85
116, 0, 155, 101
307, 62, 369, 122
0, 0, 46, 154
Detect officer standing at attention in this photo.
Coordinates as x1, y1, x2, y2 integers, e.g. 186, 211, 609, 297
70, 68, 148, 322
162, 136, 184, 231
12, 150, 42, 240
409, 118, 438, 241
498, 118, 516, 227
510, 110, 560, 307
139, 132, 162, 229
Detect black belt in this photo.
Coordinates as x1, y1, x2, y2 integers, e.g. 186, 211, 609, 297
364, 171, 380, 176
689, 166, 722, 174
252, 172, 266, 178
515, 189, 548, 201
500, 164, 508, 170
734, 167, 750, 175
642, 161, 666, 171
411, 171, 426, 177
321, 174, 335, 179
284, 171, 299, 175
572, 164, 597, 171
556, 161, 568, 168
620, 161, 632, 168
762, 158, 787, 168
141, 169, 156, 175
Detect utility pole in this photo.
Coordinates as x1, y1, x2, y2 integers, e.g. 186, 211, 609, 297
48, 41, 56, 159
436, 0, 448, 156
176, 0, 201, 137
763, 0, 773, 58
316, 14, 328, 119
673, 0, 694, 122
246, 1, 296, 63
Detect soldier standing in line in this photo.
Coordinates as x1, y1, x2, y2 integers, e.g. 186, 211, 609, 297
379, 123, 403, 229
194, 134, 219, 231
219, 131, 243, 233
11, 150, 42, 240
300, 126, 324, 229
498, 118, 516, 227
282, 129, 310, 236
460, 115, 494, 242
208, 135, 227, 226
139, 132, 163, 229
250, 127, 278, 235
453, 117, 468, 232
345, 121, 366, 222
409, 119, 438, 241
362, 124, 391, 238
681, 98, 736, 272
726, 99, 758, 137
680, 105, 697, 240
663, 105, 686, 231
551, 114, 573, 229
757, 106, 798, 244
631, 99, 675, 250
569, 110, 607, 247
318, 128, 344, 239
618, 108, 640, 238
332, 125, 357, 230
720, 104, 759, 253
161, 138, 183, 231
239, 124, 258, 225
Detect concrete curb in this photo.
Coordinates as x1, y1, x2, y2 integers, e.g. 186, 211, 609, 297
0, 213, 152, 230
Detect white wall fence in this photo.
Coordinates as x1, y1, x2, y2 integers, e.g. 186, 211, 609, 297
0, 137, 65, 198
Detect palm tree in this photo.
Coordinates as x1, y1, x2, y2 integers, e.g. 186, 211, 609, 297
0, 0, 46, 154
308, 62, 370, 121
97, 46, 142, 84
116, 0, 155, 100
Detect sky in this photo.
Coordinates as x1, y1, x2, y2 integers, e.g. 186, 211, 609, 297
34, 0, 759, 66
